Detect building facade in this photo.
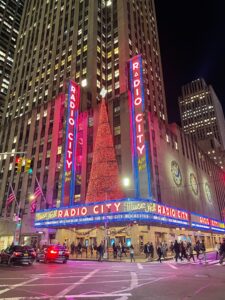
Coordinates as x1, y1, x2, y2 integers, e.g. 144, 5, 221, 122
0, 1, 225, 250
179, 78, 225, 169
0, 0, 24, 125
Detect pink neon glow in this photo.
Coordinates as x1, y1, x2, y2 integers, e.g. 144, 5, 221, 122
131, 57, 146, 158
65, 82, 80, 174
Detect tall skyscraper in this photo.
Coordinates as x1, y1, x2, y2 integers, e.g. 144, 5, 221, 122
179, 78, 225, 168
0, 0, 24, 125
2, 0, 166, 124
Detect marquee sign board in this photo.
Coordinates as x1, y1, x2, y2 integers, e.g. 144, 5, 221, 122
35, 199, 190, 228
35, 198, 225, 232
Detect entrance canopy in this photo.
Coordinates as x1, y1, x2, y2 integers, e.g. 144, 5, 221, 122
34, 198, 225, 233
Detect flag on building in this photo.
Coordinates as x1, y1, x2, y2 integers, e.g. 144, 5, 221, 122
6, 189, 16, 207
34, 185, 42, 199
30, 199, 37, 213
30, 179, 43, 213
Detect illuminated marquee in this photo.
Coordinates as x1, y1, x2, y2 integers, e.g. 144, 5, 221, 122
190, 213, 225, 232
35, 199, 190, 228
128, 55, 151, 197
61, 80, 80, 206
35, 198, 225, 232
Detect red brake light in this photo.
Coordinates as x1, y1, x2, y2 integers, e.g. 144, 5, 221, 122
13, 252, 21, 256
50, 250, 57, 254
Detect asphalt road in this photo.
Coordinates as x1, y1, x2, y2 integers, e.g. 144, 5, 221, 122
0, 252, 224, 300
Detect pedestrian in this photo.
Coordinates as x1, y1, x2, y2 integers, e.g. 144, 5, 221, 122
200, 240, 206, 263
122, 243, 127, 257
117, 243, 122, 260
194, 240, 200, 260
174, 240, 182, 262
113, 242, 117, 259
144, 243, 148, 258
161, 242, 167, 259
90, 244, 94, 257
219, 238, 225, 265
170, 242, 174, 255
157, 243, 163, 263
70, 241, 75, 255
130, 244, 135, 262
214, 242, 220, 260
77, 241, 82, 257
97, 241, 104, 262
149, 242, 154, 261
187, 242, 195, 262
180, 241, 188, 260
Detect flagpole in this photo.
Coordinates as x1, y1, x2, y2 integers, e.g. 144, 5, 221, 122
35, 176, 47, 205
4, 183, 11, 218
10, 183, 20, 212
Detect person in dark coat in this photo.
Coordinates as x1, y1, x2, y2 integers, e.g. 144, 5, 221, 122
219, 239, 225, 265
97, 241, 104, 262
149, 242, 154, 261
194, 240, 200, 260
174, 240, 182, 262
157, 243, 162, 263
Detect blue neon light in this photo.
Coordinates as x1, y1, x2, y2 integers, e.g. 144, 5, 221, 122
129, 59, 140, 197
139, 55, 152, 198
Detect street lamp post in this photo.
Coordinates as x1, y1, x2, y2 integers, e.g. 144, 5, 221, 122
102, 177, 131, 259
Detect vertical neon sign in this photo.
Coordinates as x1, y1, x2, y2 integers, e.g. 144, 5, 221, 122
61, 80, 80, 206
128, 55, 152, 198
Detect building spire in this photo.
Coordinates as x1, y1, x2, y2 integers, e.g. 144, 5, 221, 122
85, 99, 124, 203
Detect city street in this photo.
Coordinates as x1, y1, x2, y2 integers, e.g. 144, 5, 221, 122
0, 253, 224, 300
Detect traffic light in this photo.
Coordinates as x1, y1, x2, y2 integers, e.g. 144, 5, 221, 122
15, 157, 22, 174
25, 159, 32, 173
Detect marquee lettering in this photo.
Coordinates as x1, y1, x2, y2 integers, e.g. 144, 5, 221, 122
62, 80, 80, 205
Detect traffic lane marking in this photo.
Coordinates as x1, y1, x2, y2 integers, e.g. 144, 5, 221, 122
56, 269, 99, 297
65, 293, 132, 298
167, 263, 178, 269
0, 279, 160, 288
0, 293, 132, 299
137, 263, 143, 269
0, 278, 39, 296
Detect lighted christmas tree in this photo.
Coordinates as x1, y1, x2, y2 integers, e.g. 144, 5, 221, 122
86, 99, 124, 203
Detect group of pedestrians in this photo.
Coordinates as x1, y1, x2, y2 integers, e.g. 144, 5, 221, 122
112, 242, 127, 259
69, 238, 225, 265
143, 242, 155, 261
171, 238, 225, 264
172, 240, 200, 262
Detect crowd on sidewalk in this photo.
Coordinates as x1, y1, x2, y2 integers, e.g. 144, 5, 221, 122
68, 238, 225, 265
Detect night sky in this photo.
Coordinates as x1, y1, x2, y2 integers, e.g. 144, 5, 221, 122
155, 0, 225, 124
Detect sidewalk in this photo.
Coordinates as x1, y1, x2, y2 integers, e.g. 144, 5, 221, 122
69, 249, 215, 263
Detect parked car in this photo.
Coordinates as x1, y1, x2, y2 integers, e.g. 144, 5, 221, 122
0, 245, 36, 265
36, 245, 69, 264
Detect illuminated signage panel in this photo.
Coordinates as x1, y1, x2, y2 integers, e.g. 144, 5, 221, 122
128, 55, 151, 198
35, 199, 190, 227
61, 80, 80, 206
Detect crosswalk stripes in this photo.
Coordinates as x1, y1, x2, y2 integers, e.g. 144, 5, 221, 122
163, 258, 221, 266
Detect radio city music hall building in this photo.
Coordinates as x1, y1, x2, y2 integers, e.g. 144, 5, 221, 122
0, 0, 225, 250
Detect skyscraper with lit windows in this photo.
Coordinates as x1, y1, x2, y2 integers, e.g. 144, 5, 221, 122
179, 78, 225, 169
0, 0, 24, 125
